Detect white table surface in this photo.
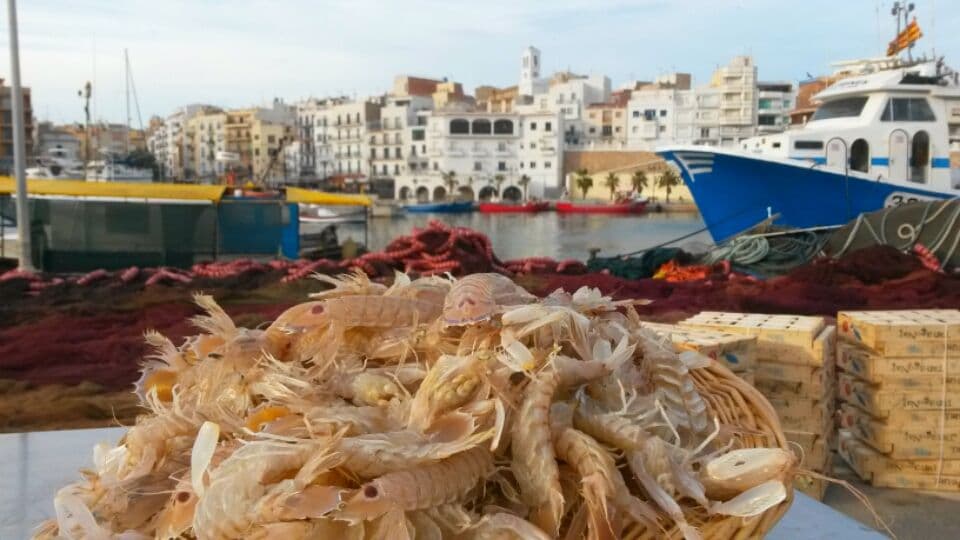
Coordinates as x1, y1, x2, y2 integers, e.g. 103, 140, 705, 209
0, 427, 886, 539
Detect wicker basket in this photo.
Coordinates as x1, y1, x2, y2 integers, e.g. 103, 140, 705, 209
624, 360, 794, 540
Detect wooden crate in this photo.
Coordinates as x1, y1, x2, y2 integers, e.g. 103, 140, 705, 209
837, 341, 960, 387
756, 378, 834, 400
838, 372, 960, 418
755, 360, 835, 395
641, 322, 757, 373
838, 403, 960, 431
680, 312, 830, 366
837, 310, 960, 357
769, 393, 835, 434
839, 430, 960, 491
785, 429, 832, 470
838, 403, 960, 459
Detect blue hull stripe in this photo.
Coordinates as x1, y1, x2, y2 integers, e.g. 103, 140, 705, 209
659, 150, 954, 243
871, 157, 889, 166
932, 157, 951, 168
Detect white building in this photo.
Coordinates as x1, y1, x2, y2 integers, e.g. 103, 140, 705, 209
188, 111, 227, 180
394, 109, 562, 202
369, 95, 433, 183
626, 56, 760, 149
756, 81, 795, 135
35, 122, 81, 160
325, 99, 382, 180
147, 103, 217, 180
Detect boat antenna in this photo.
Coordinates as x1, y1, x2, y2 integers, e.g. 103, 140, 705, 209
125, 49, 145, 134
79, 81, 92, 163
125, 49, 130, 154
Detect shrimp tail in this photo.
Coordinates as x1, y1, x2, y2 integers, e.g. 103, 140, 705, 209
190, 293, 236, 337
581, 473, 616, 540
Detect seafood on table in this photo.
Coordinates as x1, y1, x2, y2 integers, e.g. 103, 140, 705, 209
35, 271, 796, 540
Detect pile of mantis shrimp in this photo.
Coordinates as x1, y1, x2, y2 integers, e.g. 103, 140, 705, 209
37, 271, 795, 540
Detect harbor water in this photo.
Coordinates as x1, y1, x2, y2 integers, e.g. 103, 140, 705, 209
308, 212, 712, 261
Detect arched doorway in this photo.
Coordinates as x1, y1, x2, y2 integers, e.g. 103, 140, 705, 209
457, 186, 475, 201
415, 186, 429, 202
910, 130, 930, 183
502, 186, 522, 202
398, 186, 411, 200
826, 138, 847, 170
850, 139, 869, 173
889, 129, 909, 181
432, 186, 447, 201
478, 186, 498, 201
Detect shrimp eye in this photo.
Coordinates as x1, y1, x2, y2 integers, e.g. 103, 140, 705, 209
311, 305, 324, 314
176, 491, 191, 503
363, 485, 379, 498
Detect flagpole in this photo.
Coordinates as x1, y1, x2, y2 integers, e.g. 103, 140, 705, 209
6, 0, 34, 271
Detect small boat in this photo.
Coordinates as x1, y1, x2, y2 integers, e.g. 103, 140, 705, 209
555, 200, 647, 215
478, 201, 550, 213
404, 201, 475, 213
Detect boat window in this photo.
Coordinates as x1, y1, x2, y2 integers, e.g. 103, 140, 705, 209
880, 98, 936, 122
910, 130, 930, 183
810, 97, 868, 121
850, 139, 869, 173
794, 140, 823, 150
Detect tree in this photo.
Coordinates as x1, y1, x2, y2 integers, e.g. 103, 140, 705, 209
125, 149, 160, 180
658, 168, 682, 203
518, 174, 531, 200
574, 168, 593, 200
631, 170, 648, 196
493, 174, 506, 199
441, 170, 458, 200
604, 172, 620, 200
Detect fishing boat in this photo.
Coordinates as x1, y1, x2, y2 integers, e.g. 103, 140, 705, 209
404, 201, 475, 213
478, 201, 550, 213
555, 200, 647, 215
657, 11, 960, 243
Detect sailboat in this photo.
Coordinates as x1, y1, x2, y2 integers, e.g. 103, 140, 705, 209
86, 49, 154, 183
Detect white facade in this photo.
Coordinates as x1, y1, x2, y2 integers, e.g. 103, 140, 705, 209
519, 46, 546, 97
148, 104, 215, 180
35, 122, 81, 160
369, 95, 434, 182
189, 112, 226, 179
323, 99, 381, 179
541, 74, 611, 146
395, 110, 562, 202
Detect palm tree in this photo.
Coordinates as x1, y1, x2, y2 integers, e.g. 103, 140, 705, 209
603, 172, 620, 201
657, 168, 682, 203
574, 168, 593, 200
493, 174, 506, 199
631, 170, 648, 196
441, 170, 458, 200
518, 174, 531, 201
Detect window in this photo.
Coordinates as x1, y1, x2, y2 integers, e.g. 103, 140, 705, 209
545, 121, 552, 132
644, 109, 656, 121
410, 163, 417, 171
529, 162, 536, 169
660, 110, 667, 117
530, 143, 536, 149
659, 126, 666, 133
450, 119, 470, 134
881, 98, 936, 122
615, 127, 621, 133
433, 162, 439, 170
811, 97, 868, 120
472, 119, 492, 134
758, 116, 777, 126
497, 142, 507, 152
493, 119, 514, 134
474, 161, 482, 171
700, 128, 711, 138
758, 98, 774, 110
382, 165, 388, 174
254, 148, 260, 156
530, 122, 537, 130
498, 161, 506, 171
412, 129, 425, 141
519, 162, 524, 169
411, 145, 417, 156
395, 164, 400, 174
421, 144, 426, 153
632, 110, 640, 118
615, 112, 622, 118
545, 161, 552, 168
910, 131, 930, 183
589, 127, 596, 134
370, 148, 376, 159
794, 140, 824, 150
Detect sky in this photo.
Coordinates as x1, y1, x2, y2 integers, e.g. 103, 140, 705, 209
1, 0, 957, 125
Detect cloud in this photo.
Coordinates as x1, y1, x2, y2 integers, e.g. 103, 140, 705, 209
0, 0, 955, 124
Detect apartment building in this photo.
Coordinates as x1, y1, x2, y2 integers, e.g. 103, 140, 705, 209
0, 78, 34, 168
147, 104, 218, 180
757, 82, 795, 135
369, 95, 433, 182
323, 99, 382, 181
187, 111, 227, 180
582, 90, 631, 147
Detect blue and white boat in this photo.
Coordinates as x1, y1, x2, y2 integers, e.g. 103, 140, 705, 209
659, 53, 960, 242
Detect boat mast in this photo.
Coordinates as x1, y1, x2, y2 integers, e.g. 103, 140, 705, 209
125, 48, 130, 155
5, 0, 33, 271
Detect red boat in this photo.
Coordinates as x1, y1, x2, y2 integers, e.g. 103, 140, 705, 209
478, 201, 550, 213
555, 200, 647, 214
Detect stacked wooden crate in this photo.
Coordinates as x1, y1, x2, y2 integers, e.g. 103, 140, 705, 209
640, 322, 757, 383
680, 312, 836, 499
836, 309, 960, 491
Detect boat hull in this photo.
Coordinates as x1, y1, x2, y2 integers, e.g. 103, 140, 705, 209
404, 201, 474, 213
658, 148, 956, 242
555, 201, 646, 214
478, 201, 550, 213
